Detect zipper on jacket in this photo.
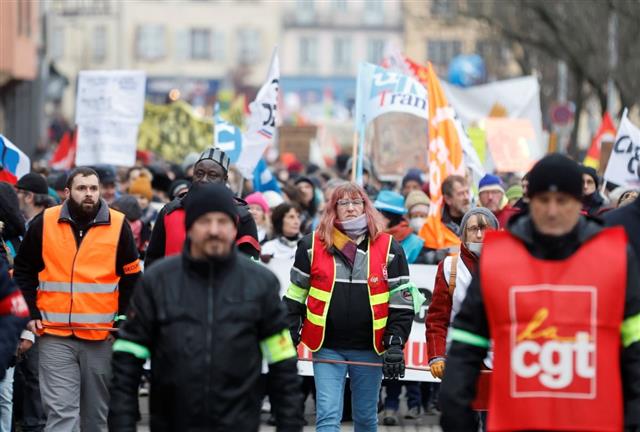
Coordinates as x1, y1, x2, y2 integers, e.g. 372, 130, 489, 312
205, 267, 215, 420
68, 230, 83, 337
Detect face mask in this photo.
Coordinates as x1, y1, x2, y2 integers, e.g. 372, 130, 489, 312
466, 242, 483, 256
409, 217, 426, 233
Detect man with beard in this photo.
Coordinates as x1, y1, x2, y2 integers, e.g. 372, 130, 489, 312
145, 147, 260, 267
108, 183, 303, 431
13, 167, 141, 432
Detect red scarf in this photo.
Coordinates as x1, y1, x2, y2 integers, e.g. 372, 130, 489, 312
387, 221, 413, 243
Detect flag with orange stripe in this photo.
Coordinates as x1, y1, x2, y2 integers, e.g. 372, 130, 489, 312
584, 112, 615, 169
419, 63, 466, 250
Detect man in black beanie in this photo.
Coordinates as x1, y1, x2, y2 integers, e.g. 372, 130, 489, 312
440, 154, 640, 431
145, 147, 260, 267
109, 182, 304, 431
580, 165, 607, 216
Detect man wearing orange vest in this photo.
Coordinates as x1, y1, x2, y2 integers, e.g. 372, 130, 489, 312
440, 154, 640, 431
14, 166, 141, 432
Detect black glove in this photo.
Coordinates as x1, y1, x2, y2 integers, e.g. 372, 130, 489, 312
382, 336, 405, 380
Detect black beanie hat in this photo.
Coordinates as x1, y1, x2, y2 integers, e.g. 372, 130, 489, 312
183, 183, 238, 230
527, 154, 582, 200
580, 165, 599, 189
16, 173, 49, 195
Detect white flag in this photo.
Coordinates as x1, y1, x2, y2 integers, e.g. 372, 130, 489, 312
236, 48, 279, 178
604, 109, 640, 187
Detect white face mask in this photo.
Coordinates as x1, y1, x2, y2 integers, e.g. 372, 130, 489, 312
466, 242, 483, 256
409, 217, 426, 233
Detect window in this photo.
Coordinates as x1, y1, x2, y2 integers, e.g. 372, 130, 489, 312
190, 28, 211, 60
363, 0, 384, 24
333, 37, 352, 73
50, 27, 65, 60
237, 29, 260, 64
427, 39, 462, 67
431, 0, 457, 19
299, 37, 317, 70
367, 39, 385, 64
211, 31, 224, 61
136, 25, 165, 61
296, 0, 314, 24
93, 25, 107, 62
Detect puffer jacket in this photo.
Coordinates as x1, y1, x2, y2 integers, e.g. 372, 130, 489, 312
108, 243, 303, 432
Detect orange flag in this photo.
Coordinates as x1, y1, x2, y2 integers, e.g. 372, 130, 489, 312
584, 112, 615, 169
419, 63, 466, 250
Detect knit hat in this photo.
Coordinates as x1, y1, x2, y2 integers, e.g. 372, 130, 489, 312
405, 190, 430, 212
183, 183, 238, 230
373, 190, 407, 215
478, 174, 504, 194
111, 194, 142, 221
402, 168, 424, 188
169, 179, 190, 200
527, 154, 582, 200
196, 147, 230, 173
581, 165, 600, 189
16, 173, 48, 195
460, 207, 499, 237
128, 175, 153, 200
245, 192, 269, 214
263, 190, 285, 209
505, 184, 524, 201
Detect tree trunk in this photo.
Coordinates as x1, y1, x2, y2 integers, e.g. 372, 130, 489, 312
567, 74, 585, 159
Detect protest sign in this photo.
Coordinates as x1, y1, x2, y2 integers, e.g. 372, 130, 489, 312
75, 121, 139, 167
484, 118, 535, 173
264, 258, 439, 382
278, 125, 317, 163
604, 110, 640, 187
75, 70, 146, 124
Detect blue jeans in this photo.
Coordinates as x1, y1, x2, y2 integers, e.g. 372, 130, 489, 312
384, 380, 422, 411
0, 367, 14, 432
313, 348, 382, 432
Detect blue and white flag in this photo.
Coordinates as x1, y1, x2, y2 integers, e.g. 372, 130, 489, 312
252, 158, 282, 193
236, 48, 280, 178
213, 103, 243, 163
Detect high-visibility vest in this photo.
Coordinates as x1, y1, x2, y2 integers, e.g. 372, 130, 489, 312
164, 208, 185, 257
301, 231, 392, 354
481, 228, 626, 431
37, 205, 125, 341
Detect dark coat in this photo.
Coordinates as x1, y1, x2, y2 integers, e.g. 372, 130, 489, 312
604, 196, 640, 270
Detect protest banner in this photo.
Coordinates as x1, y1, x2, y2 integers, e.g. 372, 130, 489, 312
484, 118, 535, 173
137, 101, 213, 163
584, 113, 616, 171
75, 70, 146, 166
604, 109, 640, 187
265, 258, 439, 382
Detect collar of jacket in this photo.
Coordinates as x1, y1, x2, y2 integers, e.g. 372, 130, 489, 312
58, 198, 110, 226
459, 242, 478, 272
441, 205, 461, 234
181, 238, 238, 279
507, 213, 603, 250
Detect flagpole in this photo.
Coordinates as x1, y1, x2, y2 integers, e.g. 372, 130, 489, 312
351, 131, 358, 183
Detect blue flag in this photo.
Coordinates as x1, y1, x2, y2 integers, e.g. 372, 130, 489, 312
214, 103, 243, 163
252, 158, 281, 193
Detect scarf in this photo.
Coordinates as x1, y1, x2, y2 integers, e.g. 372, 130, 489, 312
332, 227, 361, 267
335, 214, 368, 238
387, 221, 413, 243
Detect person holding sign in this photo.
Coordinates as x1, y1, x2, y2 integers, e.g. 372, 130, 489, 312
440, 154, 640, 432
284, 182, 419, 432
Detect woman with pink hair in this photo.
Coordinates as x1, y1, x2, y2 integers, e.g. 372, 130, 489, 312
284, 182, 419, 431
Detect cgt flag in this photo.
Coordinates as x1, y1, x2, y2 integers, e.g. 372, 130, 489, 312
603, 109, 640, 187
0, 134, 30, 184
235, 48, 279, 179
419, 63, 466, 250
584, 112, 616, 170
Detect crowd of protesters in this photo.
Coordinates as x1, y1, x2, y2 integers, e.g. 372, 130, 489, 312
0, 144, 634, 431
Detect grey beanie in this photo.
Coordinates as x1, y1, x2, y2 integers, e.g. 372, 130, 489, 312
459, 207, 499, 238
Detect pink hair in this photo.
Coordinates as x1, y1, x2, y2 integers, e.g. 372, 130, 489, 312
316, 182, 385, 250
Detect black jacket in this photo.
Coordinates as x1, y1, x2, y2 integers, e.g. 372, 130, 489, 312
13, 200, 141, 321
605, 196, 640, 270
0, 259, 29, 379
145, 194, 259, 267
440, 214, 640, 431
285, 233, 414, 350
108, 243, 303, 432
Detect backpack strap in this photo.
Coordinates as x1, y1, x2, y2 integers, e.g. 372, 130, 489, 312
448, 254, 459, 296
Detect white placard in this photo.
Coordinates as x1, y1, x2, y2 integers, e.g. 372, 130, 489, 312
264, 259, 440, 382
75, 121, 139, 167
75, 70, 146, 124
604, 109, 640, 187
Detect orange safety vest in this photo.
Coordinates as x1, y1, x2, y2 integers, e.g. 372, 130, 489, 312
37, 205, 125, 341
301, 231, 392, 354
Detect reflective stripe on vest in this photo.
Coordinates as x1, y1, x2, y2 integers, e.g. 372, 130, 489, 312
480, 227, 626, 431
301, 231, 392, 354
37, 205, 124, 341
164, 208, 186, 257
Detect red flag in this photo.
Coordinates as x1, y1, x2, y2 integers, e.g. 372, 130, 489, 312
584, 113, 615, 169
50, 130, 76, 170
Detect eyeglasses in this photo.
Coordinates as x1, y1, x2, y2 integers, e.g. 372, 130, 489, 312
465, 225, 487, 234
337, 199, 364, 208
